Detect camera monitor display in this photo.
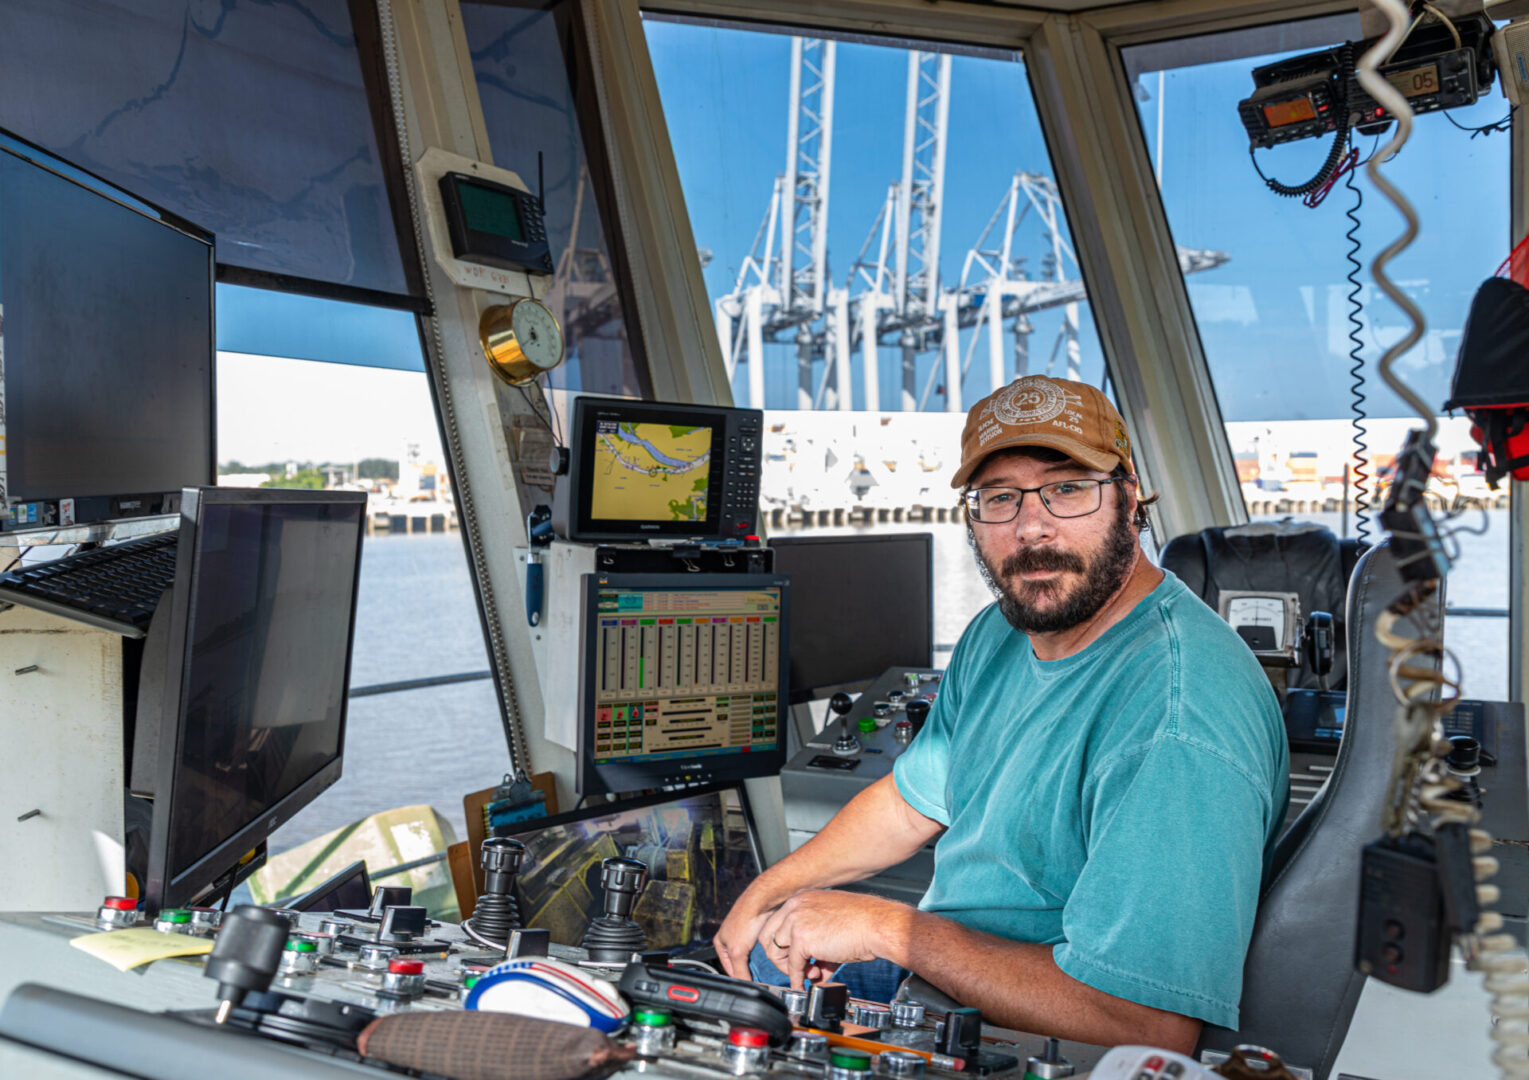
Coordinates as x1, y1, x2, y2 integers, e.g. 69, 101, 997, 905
492, 784, 762, 957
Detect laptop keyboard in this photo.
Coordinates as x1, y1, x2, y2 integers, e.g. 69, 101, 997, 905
0, 531, 178, 637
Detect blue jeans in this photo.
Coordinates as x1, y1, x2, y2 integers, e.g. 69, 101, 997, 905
747, 941, 909, 1004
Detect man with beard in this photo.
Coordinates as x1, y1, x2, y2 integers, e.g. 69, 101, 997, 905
714, 375, 1287, 1054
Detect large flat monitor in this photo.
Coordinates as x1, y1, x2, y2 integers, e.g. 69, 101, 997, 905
577, 573, 789, 795
492, 783, 762, 957
770, 533, 934, 703
554, 396, 763, 543
0, 132, 214, 531
140, 487, 367, 910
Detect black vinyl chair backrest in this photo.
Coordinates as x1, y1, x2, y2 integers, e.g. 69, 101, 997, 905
1197, 541, 1442, 1078
1160, 522, 1362, 691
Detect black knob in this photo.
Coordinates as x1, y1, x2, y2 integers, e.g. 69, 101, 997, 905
829, 692, 853, 717
600, 857, 649, 920
203, 905, 290, 1022
939, 1007, 981, 1056
905, 699, 930, 735
807, 981, 849, 1031
368, 885, 411, 917
1447, 735, 1481, 773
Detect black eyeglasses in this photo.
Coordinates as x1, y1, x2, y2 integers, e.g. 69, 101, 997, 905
963, 476, 1130, 523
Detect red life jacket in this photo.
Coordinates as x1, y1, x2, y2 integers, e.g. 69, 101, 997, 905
1445, 276, 1529, 489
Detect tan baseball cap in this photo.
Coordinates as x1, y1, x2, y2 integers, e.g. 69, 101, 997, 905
951, 375, 1133, 489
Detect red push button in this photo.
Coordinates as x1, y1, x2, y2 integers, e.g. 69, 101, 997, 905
102, 896, 136, 911
667, 985, 701, 1004
388, 959, 424, 975
728, 1027, 770, 1048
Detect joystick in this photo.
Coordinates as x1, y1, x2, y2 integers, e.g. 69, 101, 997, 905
464, 837, 525, 948
580, 856, 649, 962
904, 698, 930, 738
829, 692, 861, 757
203, 905, 291, 1024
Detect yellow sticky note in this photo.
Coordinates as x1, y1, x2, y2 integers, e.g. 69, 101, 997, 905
69, 928, 214, 972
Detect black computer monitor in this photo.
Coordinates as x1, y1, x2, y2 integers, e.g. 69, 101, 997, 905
0, 131, 214, 530
769, 533, 934, 703
491, 783, 763, 957
553, 396, 763, 543
139, 487, 367, 910
577, 572, 789, 795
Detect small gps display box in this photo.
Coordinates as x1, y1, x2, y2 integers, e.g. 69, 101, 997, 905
438, 171, 552, 275
553, 396, 763, 543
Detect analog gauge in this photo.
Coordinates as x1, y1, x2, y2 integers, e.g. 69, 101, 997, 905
480, 298, 565, 385
1226, 595, 1288, 649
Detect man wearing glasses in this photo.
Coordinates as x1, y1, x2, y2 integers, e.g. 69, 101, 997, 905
715, 375, 1287, 1055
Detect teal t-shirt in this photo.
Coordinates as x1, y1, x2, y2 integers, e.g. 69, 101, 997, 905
892, 569, 1288, 1030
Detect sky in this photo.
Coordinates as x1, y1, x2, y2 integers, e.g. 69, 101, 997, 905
216, 16, 1516, 466
642, 17, 1514, 422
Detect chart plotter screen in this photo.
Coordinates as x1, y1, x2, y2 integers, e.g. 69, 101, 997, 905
590, 420, 712, 524
591, 585, 781, 767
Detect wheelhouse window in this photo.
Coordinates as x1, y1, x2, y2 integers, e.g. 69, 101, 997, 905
1124, 16, 1512, 698
216, 352, 508, 883
461, 0, 645, 398
642, 17, 1123, 655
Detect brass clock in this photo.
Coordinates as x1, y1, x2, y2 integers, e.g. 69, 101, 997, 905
480, 297, 565, 385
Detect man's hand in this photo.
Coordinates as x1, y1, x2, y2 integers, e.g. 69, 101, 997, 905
758, 890, 912, 990
711, 776, 942, 979
713, 892, 779, 978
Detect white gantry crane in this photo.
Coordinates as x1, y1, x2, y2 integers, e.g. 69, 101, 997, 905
714, 39, 1228, 414
714, 38, 838, 410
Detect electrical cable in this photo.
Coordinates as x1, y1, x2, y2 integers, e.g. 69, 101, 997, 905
1357, 6, 1436, 439
1443, 108, 1515, 137
1359, 3, 1529, 1073
1249, 44, 1354, 198
1342, 161, 1373, 546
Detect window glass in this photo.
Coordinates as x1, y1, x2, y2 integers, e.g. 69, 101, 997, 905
216, 353, 508, 855
461, 1, 644, 397
1126, 24, 1511, 699
0, 0, 412, 297
644, 18, 1123, 651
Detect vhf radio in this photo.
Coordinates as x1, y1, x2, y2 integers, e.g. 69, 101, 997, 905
1238, 12, 1496, 149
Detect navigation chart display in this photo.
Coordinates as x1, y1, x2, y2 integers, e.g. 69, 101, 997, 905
591, 420, 712, 523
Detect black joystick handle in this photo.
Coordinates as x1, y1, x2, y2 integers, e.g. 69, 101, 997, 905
468, 837, 526, 945
483, 837, 525, 894
203, 905, 290, 1023
581, 857, 650, 963
1447, 735, 1481, 773
939, 1007, 982, 1057
599, 857, 648, 920
905, 699, 930, 736
829, 692, 854, 738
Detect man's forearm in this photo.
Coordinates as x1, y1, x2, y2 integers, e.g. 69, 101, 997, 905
748, 775, 941, 908
877, 906, 1201, 1054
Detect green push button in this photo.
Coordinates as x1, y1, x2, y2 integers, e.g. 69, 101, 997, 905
829, 1049, 872, 1071
463, 974, 480, 989
858, 718, 877, 733
285, 939, 317, 953
634, 1008, 673, 1027
158, 909, 191, 924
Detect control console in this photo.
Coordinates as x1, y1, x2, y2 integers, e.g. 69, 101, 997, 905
780, 667, 943, 902
0, 875, 1096, 1080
